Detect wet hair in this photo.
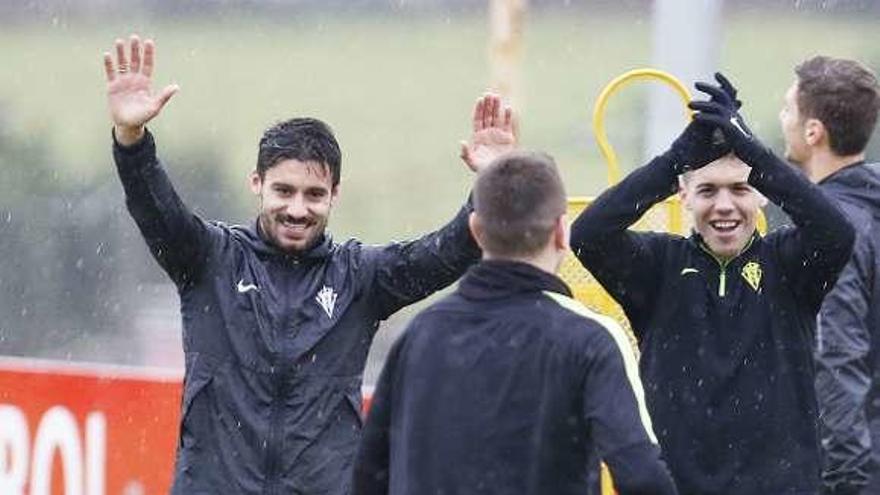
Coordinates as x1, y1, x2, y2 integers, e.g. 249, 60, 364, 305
795, 56, 880, 156
256, 118, 342, 185
473, 151, 566, 258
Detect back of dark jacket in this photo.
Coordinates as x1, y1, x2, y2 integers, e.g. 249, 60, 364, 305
815, 162, 880, 495
353, 260, 678, 495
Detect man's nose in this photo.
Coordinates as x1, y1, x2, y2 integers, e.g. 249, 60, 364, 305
714, 190, 735, 212
285, 194, 308, 217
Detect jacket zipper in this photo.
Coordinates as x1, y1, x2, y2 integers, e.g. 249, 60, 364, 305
265, 369, 284, 495
699, 236, 756, 298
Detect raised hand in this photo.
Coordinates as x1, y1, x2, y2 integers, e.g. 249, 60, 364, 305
689, 82, 754, 144
689, 80, 771, 167
695, 72, 742, 111
103, 35, 179, 145
664, 118, 731, 173
460, 93, 518, 173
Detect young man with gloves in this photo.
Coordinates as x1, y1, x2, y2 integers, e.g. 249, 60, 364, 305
104, 34, 516, 495
570, 74, 855, 495
354, 151, 679, 495
779, 56, 880, 495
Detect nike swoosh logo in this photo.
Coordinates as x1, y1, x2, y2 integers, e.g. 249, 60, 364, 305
680, 268, 700, 276
236, 279, 259, 293
730, 116, 750, 137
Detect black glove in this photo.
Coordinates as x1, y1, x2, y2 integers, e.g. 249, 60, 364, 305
697, 72, 742, 110
688, 78, 769, 167
663, 119, 731, 174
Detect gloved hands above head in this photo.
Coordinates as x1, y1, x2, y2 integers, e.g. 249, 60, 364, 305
689, 72, 770, 166
663, 119, 731, 174
662, 72, 749, 174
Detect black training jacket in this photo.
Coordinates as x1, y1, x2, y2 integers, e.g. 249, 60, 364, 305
112, 130, 480, 495
815, 162, 880, 495
353, 260, 679, 495
570, 153, 854, 495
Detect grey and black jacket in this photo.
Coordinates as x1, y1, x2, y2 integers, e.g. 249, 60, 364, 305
570, 150, 854, 495
112, 129, 480, 495
815, 162, 880, 495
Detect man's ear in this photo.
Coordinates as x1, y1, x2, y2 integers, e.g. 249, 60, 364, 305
804, 118, 826, 147
330, 185, 340, 207
678, 175, 694, 211
249, 171, 262, 196
554, 214, 569, 251
468, 212, 486, 252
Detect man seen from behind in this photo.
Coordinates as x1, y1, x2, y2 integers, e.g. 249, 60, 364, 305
354, 151, 679, 495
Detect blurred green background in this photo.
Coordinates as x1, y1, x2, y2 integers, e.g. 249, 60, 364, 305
2, 1, 880, 376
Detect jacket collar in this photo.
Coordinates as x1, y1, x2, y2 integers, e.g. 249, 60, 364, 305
817, 159, 866, 186
458, 259, 572, 301
688, 230, 760, 266
819, 161, 880, 212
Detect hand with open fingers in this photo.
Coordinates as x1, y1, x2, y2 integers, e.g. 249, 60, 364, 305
695, 72, 742, 111
687, 89, 778, 171
103, 34, 179, 144
689, 96, 756, 151
459, 93, 518, 173
691, 73, 754, 140
662, 74, 750, 173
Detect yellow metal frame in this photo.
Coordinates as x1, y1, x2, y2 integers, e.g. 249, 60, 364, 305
592, 68, 693, 186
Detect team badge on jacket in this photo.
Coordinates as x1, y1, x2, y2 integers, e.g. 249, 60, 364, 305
315, 286, 338, 319
741, 261, 762, 292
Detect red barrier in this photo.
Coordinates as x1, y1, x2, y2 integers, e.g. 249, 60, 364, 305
0, 357, 182, 495
0, 357, 376, 495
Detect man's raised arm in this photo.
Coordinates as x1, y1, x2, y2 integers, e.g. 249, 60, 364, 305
364, 93, 516, 320
106, 35, 210, 286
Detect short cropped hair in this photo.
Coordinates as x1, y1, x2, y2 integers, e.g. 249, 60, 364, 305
795, 56, 880, 156
473, 151, 566, 258
256, 118, 342, 185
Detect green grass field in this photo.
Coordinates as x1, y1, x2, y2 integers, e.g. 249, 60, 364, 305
2, 7, 880, 243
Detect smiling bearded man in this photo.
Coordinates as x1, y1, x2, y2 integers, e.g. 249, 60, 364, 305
103, 34, 516, 495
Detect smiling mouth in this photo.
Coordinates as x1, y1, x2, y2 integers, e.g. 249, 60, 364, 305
710, 220, 740, 234
278, 217, 313, 234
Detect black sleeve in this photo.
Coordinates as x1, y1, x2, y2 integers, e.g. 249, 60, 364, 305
362, 197, 480, 320
582, 327, 678, 495
747, 151, 855, 311
816, 221, 875, 495
352, 336, 405, 495
603, 443, 679, 495
113, 129, 212, 286
570, 155, 679, 334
